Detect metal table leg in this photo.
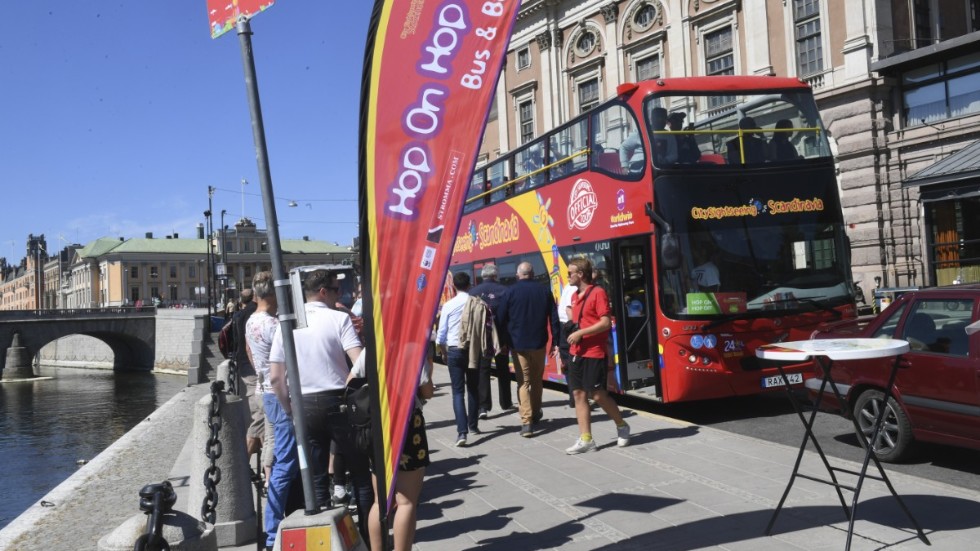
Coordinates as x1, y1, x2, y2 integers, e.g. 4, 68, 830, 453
766, 358, 851, 535
844, 355, 930, 549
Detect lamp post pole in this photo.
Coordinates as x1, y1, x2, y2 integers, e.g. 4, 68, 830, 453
221, 209, 228, 303
235, 15, 317, 513
241, 177, 247, 222
205, 206, 214, 319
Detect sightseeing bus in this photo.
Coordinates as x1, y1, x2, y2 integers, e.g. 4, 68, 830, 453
449, 76, 858, 403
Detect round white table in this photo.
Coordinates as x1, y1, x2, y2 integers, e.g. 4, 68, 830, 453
756, 338, 910, 362
755, 337, 927, 550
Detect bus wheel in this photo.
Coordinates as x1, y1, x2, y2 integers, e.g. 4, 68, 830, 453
852, 389, 913, 463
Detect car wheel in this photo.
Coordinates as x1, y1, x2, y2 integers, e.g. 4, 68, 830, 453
852, 389, 913, 463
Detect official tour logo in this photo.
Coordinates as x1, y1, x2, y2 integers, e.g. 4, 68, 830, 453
567, 179, 598, 230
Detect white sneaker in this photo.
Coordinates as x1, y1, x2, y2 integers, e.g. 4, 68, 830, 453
455, 435, 467, 447
565, 438, 597, 455
616, 422, 631, 447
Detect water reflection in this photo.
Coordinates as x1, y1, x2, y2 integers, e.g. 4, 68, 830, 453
0, 366, 185, 529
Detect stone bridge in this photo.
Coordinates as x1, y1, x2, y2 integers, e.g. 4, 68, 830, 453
0, 308, 156, 379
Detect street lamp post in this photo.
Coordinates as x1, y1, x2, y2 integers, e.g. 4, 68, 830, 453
241, 177, 248, 221
205, 207, 214, 319
220, 209, 228, 304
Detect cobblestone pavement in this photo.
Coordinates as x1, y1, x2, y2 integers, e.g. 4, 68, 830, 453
12, 365, 980, 551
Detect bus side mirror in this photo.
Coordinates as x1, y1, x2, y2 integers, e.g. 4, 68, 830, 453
661, 233, 681, 270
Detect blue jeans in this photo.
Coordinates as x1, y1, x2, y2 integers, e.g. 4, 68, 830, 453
263, 393, 297, 548
447, 347, 479, 435
303, 391, 374, 539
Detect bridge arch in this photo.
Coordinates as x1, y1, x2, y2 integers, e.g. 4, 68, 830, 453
0, 309, 156, 377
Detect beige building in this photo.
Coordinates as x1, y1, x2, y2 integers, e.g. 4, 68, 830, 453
483, 0, 980, 296
1, 221, 355, 310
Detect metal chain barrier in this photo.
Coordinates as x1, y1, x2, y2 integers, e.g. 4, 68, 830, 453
132, 480, 177, 551
201, 380, 224, 524
228, 358, 239, 396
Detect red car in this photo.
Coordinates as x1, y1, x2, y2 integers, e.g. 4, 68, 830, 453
807, 285, 980, 462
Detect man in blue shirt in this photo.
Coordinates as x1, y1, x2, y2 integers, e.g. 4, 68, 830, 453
496, 262, 560, 437
436, 271, 479, 447
469, 264, 514, 415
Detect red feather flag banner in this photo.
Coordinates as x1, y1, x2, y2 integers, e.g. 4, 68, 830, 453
358, 0, 520, 511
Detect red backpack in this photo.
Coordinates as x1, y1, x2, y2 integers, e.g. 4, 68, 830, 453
218, 321, 234, 359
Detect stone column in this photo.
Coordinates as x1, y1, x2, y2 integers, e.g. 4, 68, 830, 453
3, 333, 35, 380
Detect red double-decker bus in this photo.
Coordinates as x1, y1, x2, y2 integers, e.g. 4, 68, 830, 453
451, 76, 858, 403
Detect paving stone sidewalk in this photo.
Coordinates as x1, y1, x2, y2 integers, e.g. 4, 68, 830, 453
13, 366, 980, 550
407, 366, 980, 550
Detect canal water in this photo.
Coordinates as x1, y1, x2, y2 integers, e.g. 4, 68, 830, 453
0, 365, 187, 530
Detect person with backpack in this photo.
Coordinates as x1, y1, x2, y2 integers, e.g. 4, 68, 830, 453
231, 290, 261, 457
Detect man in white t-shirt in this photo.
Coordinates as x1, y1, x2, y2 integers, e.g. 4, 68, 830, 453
557, 282, 577, 408
265, 269, 372, 545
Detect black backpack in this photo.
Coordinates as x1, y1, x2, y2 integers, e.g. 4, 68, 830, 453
343, 378, 372, 455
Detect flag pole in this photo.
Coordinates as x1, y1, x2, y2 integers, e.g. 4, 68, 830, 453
235, 14, 318, 515
358, 1, 391, 547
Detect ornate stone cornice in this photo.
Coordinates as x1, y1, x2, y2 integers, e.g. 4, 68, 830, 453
536, 30, 552, 51
600, 4, 619, 24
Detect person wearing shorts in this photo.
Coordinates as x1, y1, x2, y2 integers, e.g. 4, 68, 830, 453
564, 257, 630, 455
350, 348, 433, 551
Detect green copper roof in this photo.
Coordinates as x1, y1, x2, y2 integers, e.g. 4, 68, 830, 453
112, 238, 209, 254
76, 237, 125, 258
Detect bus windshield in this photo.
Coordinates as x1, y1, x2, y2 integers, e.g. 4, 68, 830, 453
656, 170, 850, 319
638, 90, 831, 168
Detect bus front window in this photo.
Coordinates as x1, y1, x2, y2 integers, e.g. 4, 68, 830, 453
655, 173, 851, 319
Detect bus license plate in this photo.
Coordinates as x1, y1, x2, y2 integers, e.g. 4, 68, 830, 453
762, 373, 803, 388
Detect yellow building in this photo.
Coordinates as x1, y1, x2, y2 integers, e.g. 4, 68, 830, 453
1, 222, 354, 310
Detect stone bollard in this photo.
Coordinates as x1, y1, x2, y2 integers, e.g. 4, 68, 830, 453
215, 359, 232, 388
187, 390, 257, 546
97, 510, 216, 551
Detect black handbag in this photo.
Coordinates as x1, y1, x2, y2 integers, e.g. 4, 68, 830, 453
343, 377, 372, 454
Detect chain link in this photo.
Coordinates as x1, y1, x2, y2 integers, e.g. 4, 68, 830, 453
133, 480, 176, 551
228, 358, 239, 396
201, 380, 224, 524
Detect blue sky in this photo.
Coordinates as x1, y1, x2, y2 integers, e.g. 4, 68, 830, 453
0, 2, 374, 262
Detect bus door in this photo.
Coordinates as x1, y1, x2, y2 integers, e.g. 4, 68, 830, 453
612, 239, 661, 398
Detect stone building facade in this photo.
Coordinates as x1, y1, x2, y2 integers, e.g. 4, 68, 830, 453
1, 222, 355, 310
480, 0, 980, 297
